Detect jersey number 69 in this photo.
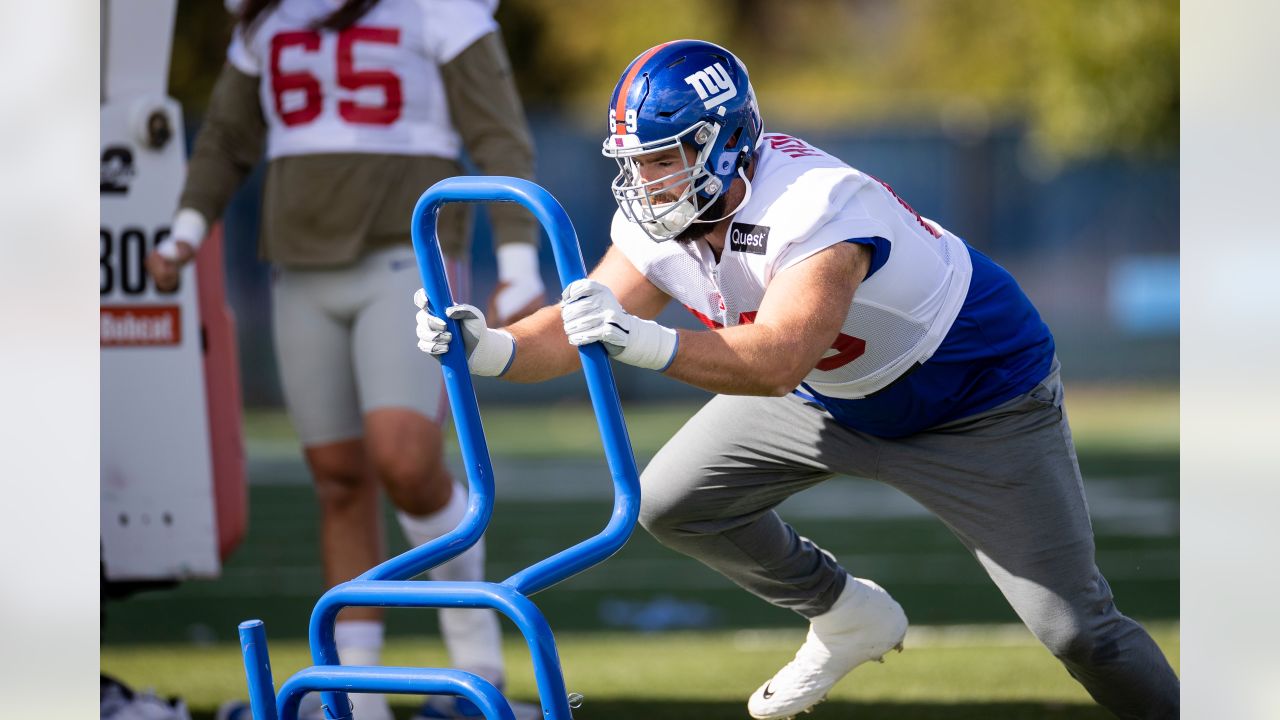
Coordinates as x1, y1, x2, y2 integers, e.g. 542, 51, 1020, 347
738, 310, 865, 371
689, 306, 867, 371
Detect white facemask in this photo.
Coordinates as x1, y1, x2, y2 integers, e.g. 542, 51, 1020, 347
638, 199, 699, 239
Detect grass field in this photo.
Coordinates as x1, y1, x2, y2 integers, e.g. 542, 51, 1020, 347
102, 388, 1178, 718
102, 623, 1179, 719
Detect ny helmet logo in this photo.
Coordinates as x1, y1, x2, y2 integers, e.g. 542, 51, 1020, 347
684, 63, 736, 109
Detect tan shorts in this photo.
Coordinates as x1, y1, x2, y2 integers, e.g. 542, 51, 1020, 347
270, 245, 468, 446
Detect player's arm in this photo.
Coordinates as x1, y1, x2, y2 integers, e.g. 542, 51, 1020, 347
146, 63, 265, 290
178, 63, 266, 230
504, 247, 669, 382
562, 242, 870, 396
415, 246, 670, 382
666, 243, 869, 395
441, 32, 545, 324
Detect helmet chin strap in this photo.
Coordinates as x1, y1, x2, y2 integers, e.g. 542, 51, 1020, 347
694, 165, 753, 225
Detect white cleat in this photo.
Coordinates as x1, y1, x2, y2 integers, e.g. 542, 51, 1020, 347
747, 576, 908, 720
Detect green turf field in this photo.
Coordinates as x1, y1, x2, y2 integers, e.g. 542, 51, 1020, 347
101, 388, 1178, 717
101, 624, 1179, 719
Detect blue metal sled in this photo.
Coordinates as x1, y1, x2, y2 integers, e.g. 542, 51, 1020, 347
236, 177, 641, 720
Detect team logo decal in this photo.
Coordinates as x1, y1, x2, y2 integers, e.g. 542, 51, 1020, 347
684, 62, 736, 109
729, 222, 770, 255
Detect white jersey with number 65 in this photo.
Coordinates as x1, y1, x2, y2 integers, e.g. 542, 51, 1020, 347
226, 0, 496, 160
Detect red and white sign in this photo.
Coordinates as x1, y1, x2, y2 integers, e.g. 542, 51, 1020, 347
101, 305, 181, 346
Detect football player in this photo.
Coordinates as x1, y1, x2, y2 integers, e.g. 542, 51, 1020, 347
149, 1, 544, 718
417, 40, 1180, 719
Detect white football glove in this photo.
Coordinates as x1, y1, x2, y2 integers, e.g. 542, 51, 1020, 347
413, 289, 515, 377
560, 279, 678, 371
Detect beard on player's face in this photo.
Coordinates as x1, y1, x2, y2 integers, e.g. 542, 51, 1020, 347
670, 191, 727, 244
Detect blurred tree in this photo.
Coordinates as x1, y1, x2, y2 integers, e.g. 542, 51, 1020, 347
495, 0, 1176, 162
495, 0, 733, 126
169, 1, 236, 118
167, 0, 1177, 163
1022, 0, 1179, 161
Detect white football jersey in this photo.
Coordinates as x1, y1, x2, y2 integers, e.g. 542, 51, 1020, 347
611, 132, 974, 399
226, 0, 497, 159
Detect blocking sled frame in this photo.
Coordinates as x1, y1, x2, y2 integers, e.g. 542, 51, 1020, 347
235, 176, 642, 720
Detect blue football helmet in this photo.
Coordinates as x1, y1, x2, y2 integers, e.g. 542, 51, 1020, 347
603, 40, 764, 241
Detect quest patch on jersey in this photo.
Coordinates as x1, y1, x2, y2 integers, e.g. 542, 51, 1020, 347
729, 222, 770, 255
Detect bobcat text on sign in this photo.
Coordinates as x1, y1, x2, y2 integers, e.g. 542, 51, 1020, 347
101, 306, 181, 347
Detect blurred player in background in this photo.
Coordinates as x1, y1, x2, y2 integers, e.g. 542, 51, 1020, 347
415, 40, 1179, 719
146, 1, 543, 718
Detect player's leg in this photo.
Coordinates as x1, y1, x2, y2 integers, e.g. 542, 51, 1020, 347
352, 247, 532, 720
305, 440, 383, 606
639, 393, 907, 719
361, 407, 506, 685
640, 394, 850, 611
273, 266, 393, 720
878, 363, 1178, 719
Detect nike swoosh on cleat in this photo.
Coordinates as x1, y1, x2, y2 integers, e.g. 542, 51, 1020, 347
762, 683, 775, 700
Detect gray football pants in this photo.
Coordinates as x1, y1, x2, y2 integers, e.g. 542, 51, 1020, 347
639, 366, 1179, 719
